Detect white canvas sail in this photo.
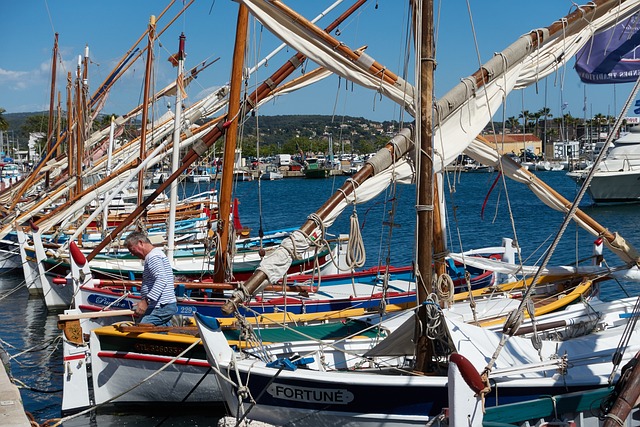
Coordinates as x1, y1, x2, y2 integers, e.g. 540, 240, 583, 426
241, 0, 640, 172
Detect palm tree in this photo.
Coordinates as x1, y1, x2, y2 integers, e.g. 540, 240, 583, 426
537, 107, 552, 133
519, 110, 532, 133
593, 113, 606, 141
532, 111, 543, 137
506, 116, 519, 133
536, 107, 553, 150
564, 113, 578, 140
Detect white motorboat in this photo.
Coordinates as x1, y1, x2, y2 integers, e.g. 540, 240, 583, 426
260, 165, 283, 180
567, 125, 640, 204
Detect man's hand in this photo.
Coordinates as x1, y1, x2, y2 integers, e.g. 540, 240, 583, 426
134, 298, 149, 317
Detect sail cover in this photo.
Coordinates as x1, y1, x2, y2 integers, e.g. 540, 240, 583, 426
575, 12, 640, 84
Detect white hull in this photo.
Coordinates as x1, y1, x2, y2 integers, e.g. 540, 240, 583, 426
186, 174, 211, 183
89, 334, 222, 405
569, 169, 640, 203
260, 171, 284, 180
198, 297, 640, 427
0, 245, 20, 273
567, 125, 640, 203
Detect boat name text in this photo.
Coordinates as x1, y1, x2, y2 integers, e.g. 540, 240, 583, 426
267, 383, 354, 404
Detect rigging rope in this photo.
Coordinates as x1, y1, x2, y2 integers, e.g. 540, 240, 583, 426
50, 338, 203, 427
345, 211, 366, 269
608, 295, 640, 384
483, 72, 640, 378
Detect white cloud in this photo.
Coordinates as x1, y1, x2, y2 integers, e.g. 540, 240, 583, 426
0, 68, 30, 86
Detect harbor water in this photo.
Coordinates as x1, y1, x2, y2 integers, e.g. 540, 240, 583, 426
1, 170, 639, 426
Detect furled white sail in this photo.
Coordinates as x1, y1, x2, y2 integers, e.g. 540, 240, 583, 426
242, 0, 640, 172
257, 129, 415, 285
240, 0, 416, 116
448, 251, 640, 281
464, 137, 640, 265
227, 1, 640, 293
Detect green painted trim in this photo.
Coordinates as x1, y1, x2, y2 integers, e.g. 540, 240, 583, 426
483, 387, 613, 425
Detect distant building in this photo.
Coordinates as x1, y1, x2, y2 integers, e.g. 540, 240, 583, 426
481, 133, 543, 156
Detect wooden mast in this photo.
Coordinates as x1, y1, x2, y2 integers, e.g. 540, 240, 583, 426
66, 71, 74, 198
56, 93, 62, 158
414, 0, 435, 374
6, 3, 192, 211
214, 3, 249, 283
45, 33, 58, 189
88, 0, 189, 111
86, 0, 369, 262
74, 56, 84, 204
137, 15, 156, 207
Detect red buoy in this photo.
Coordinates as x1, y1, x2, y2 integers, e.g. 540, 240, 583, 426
70, 241, 87, 267
450, 353, 485, 394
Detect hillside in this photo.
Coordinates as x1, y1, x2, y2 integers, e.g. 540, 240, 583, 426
3, 111, 406, 155
3, 111, 521, 156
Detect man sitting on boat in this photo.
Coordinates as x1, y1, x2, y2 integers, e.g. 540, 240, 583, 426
125, 231, 177, 326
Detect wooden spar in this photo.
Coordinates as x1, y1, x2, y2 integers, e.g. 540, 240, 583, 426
88, 0, 174, 108
271, 0, 401, 87
213, 4, 249, 283
31, 161, 138, 228
414, 0, 435, 374
474, 135, 617, 246
450, 0, 629, 112
78, 47, 90, 215
23, 115, 223, 235
86, 0, 370, 261
10, 109, 71, 211
7, 7, 190, 206
221, 128, 413, 314
242, 0, 368, 109
603, 351, 640, 427
88, 0, 188, 110
137, 16, 156, 206
6, 3, 193, 210
4, 66, 215, 221
91, 0, 195, 112
45, 33, 58, 189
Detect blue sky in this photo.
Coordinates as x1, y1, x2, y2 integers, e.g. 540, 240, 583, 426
0, 1, 635, 123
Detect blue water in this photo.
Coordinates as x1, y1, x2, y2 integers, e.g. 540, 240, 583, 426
1, 170, 639, 425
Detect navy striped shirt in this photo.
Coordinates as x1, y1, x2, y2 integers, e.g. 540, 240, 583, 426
141, 247, 176, 307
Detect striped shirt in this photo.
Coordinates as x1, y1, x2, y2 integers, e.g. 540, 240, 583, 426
141, 247, 176, 307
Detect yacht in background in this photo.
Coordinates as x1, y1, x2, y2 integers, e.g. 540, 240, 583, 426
567, 125, 640, 204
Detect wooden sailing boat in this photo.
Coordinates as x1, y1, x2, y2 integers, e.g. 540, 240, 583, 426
194, 1, 640, 425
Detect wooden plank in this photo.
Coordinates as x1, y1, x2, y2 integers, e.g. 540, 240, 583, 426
58, 309, 134, 321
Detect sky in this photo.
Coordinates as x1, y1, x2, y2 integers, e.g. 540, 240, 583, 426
0, 0, 636, 124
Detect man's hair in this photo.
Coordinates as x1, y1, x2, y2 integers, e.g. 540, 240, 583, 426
124, 230, 151, 247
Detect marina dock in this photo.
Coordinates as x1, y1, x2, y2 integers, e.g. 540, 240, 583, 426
0, 350, 30, 427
